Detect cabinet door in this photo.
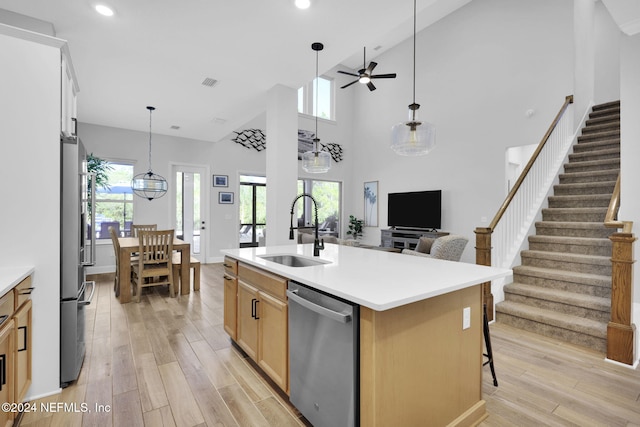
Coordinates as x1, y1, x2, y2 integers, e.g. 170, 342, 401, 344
258, 291, 288, 392
223, 274, 237, 340
236, 281, 259, 360
14, 300, 32, 403
0, 319, 15, 427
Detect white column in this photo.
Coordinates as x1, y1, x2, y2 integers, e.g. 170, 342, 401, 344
266, 84, 299, 246
573, 0, 595, 122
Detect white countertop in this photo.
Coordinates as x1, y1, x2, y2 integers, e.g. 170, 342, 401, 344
0, 266, 35, 298
221, 244, 511, 311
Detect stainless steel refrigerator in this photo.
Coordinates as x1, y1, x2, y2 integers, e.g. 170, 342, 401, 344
60, 135, 95, 387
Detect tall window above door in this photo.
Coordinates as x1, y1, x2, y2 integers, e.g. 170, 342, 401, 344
298, 76, 335, 120
296, 179, 341, 238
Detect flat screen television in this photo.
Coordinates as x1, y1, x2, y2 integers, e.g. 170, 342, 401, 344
388, 190, 442, 230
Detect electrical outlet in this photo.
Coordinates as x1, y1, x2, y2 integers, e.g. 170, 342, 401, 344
463, 307, 471, 330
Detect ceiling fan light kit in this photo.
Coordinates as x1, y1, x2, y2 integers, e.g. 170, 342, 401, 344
338, 47, 397, 91
132, 106, 168, 200
390, 0, 436, 156
302, 42, 331, 173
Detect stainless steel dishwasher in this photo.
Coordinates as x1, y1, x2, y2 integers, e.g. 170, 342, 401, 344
287, 281, 359, 427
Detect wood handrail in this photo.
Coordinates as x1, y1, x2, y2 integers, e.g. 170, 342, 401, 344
487, 95, 574, 230
604, 174, 633, 233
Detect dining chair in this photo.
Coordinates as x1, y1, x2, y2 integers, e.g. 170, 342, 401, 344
109, 226, 137, 297
132, 229, 175, 302
131, 224, 157, 237
108, 226, 121, 296
172, 252, 201, 292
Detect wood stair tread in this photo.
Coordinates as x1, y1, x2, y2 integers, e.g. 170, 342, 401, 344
521, 249, 610, 265
513, 265, 610, 286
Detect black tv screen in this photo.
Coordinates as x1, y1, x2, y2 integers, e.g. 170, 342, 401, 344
388, 190, 442, 230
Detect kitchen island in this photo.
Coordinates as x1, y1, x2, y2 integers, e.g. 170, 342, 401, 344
222, 243, 511, 426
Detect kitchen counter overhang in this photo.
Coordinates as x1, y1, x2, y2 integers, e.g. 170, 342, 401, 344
221, 243, 511, 311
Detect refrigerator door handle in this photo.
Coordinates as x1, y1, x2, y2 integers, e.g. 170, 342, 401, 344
78, 281, 96, 306
81, 172, 96, 266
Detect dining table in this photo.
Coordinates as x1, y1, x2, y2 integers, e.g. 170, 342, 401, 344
117, 236, 191, 303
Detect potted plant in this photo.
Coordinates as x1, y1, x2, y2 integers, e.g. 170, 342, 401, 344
346, 215, 364, 240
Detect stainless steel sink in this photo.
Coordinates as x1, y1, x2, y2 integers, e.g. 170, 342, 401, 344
259, 254, 331, 267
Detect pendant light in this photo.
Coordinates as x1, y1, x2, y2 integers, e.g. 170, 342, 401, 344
302, 42, 331, 173
132, 106, 168, 200
390, 0, 435, 156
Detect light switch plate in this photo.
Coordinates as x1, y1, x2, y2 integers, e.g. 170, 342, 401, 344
463, 307, 471, 330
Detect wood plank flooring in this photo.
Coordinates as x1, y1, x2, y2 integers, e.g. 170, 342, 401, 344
20, 263, 640, 427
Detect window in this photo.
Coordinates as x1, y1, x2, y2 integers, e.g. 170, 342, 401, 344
239, 175, 267, 247
296, 179, 341, 237
298, 76, 334, 120
94, 162, 134, 239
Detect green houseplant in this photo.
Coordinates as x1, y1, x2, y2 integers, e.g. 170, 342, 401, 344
346, 215, 364, 240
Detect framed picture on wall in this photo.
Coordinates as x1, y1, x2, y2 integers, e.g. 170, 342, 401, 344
213, 175, 228, 187
218, 192, 234, 204
364, 181, 378, 227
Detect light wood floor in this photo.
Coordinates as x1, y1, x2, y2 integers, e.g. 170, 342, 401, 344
20, 263, 640, 427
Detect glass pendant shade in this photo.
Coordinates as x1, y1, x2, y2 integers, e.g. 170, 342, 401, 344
131, 106, 168, 200
391, 104, 435, 156
132, 171, 168, 200
302, 139, 331, 173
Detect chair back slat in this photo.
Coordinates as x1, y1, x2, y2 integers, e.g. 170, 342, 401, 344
139, 229, 174, 265
132, 224, 158, 237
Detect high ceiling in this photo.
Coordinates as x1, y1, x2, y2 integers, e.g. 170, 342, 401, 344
0, 0, 471, 142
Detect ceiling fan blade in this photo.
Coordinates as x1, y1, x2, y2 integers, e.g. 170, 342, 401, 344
366, 61, 378, 73
337, 70, 359, 77
341, 79, 359, 89
367, 82, 377, 91
370, 73, 397, 79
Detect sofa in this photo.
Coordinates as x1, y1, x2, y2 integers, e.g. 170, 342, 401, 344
401, 235, 469, 261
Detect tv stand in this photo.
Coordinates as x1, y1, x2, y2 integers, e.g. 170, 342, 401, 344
381, 228, 449, 250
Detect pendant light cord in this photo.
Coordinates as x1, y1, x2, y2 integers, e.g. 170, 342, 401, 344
412, 0, 417, 106
147, 106, 155, 173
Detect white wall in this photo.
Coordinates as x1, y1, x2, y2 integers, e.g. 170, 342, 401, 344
346, 0, 574, 262
594, 0, 621, 103
0, 32, 61, 399
619, 31, 640, 362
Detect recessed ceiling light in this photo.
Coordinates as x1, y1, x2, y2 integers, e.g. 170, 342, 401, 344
295, 0, 311, 10
95, 4, 114, 17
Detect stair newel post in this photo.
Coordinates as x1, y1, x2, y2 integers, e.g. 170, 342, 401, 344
475, 227, 494, 321
607, 231, 636, 365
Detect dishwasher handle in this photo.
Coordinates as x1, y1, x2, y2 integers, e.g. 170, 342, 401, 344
287, 289, 352, 323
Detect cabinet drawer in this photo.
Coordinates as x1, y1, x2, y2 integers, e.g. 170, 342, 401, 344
238, 263, 287, 301
0, 291, 13, 327
14, 276, 34, 310
223, 256, 238, 276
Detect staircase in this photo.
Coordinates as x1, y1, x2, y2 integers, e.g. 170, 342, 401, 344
496, 100, 620, 353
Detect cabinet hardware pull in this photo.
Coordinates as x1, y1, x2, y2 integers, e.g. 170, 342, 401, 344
223, 263, 232, 268
254, 300, 260, 320
19, 287, 35, 295
18, 326, 28, 352
0, 315, 7, 327
224, 276, 233, 281
0, 354, 5, 391
251, 298, 257, 319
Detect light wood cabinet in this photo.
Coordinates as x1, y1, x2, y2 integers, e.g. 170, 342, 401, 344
224, 259, 289, 393
223, 257, 238, 340
0, 319, 15, 427
236, 280, 259, 360
0, 272, 34, 424
257, 291, 288, 391
14, 299, 32, 403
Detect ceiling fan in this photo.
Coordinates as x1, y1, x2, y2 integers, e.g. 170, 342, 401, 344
338, 47, 397, 91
